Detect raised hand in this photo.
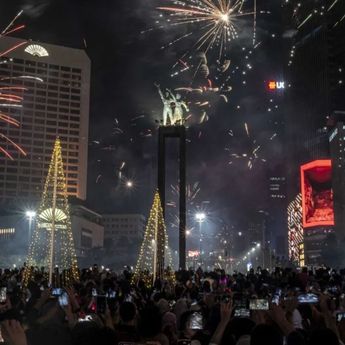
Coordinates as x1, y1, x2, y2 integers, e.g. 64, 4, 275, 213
220, 298, 233, 324
1, 320, 28, 345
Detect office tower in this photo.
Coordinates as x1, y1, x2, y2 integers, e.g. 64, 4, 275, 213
329, 112, 345, 240
103, 214, 145, 245
287, 193, 304, 265
102, 213, 145, 267
284, 0, 345, 198
283, 1, 345, 264
0, 37, 90, 206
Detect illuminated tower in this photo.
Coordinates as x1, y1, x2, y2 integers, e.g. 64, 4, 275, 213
287, 193, 304, 265
132, 191, 174, 286
23, 138, 79, 286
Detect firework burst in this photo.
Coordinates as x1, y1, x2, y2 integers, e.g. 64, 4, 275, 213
157, 0, 255, 58
0, 11, 27, 160
225, 123, 267, 170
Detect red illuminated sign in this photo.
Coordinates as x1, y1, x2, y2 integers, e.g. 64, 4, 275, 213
300, 160, 334, 228
268, 81, 285, 90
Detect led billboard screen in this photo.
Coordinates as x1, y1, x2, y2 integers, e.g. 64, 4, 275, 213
301, 160, 334, 228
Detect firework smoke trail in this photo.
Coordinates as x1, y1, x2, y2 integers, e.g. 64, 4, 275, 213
0, 12, 30, 160
1, 10, 23, 35
244, 122, 250, 137
253, 0, 257, 46
157, 0, 256, 59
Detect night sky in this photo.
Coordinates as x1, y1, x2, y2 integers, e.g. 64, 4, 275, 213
1, 0, 291, 241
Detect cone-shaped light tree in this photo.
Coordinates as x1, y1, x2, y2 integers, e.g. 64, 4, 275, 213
132, 191, 175, 286
23, 138, 79, 286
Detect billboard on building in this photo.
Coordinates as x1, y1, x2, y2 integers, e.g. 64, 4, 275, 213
300, 160, 334, 228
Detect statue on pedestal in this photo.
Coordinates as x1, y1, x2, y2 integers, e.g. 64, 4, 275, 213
155, 83, 189, 126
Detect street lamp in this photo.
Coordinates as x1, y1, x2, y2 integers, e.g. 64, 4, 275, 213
195, 213, 206, 223
126, 180, 133, 188
25, 210, 36, 247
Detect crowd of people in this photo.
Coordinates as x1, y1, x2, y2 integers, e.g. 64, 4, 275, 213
1, 265, 345, 345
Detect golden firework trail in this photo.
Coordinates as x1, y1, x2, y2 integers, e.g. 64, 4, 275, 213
158, 0, 255, 58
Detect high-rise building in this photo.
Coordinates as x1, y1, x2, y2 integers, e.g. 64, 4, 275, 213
283, 1, 344, 263
103, 214, 145, 245
329, 112, 345, 240
0, 37, 90, 206
102, 214, 146, 268
284, 0, 345, 199
287, 193, 303, 265
70, 205, 104, 260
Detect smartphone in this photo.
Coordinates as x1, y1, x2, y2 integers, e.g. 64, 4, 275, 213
234, 308, 250, 318
327, 287, 338, 294
0, 287, 6, 304
58, 292, 69, 307
51, 288, 62, 297
124, 295, 133, 303
221, 294, 231, 303
298, 293, 319, 304
272, 289, 281, 305
106, 290, 116, 299
233, 296, 247, 309
189, 312, 203, 330
177, 340, 191, 345
78, 314, 93, 322
249, 299, 269, 310
97, 295, 107, 314
336, 312, 345, 323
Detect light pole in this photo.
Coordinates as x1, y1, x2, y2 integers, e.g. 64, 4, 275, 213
25, 210, 36, 247
195, 212, 206, 269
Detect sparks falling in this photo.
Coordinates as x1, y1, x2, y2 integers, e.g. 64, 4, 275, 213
157, 0, 255, 58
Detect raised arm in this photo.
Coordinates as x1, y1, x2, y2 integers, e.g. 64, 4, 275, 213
154, 82, 165, 102
166, 89, 176, 102
181, 101, 189, 112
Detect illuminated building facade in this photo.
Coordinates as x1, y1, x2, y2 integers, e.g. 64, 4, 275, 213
287, 193, 304, 265
269, 176, 287, 200
299, 160, 335, 264
0, 37, 90, 206
102, 214, 146, 268
284, 0, 345, 202
267, 171, 288, 259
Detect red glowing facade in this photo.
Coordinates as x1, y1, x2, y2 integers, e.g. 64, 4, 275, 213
300, 160, 334, 228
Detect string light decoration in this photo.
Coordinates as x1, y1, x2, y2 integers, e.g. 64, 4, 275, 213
132, 191, 175, 287
23, 138, 79, 286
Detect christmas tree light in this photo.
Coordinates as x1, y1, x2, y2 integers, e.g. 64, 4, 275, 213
23, 138, 79, 286
132, 191, 175, 286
